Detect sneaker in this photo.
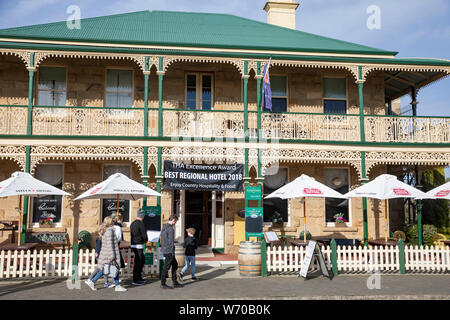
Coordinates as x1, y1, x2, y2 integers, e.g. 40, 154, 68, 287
173, 282, 183, 288
191, 276, 198, 281
160, 284, 173, 289
115, 285, 127, 292
104, 282, 115, 288
84, 279, 97, 291
137, 279, 146, 284
132, 281, 145, 286
178, 273, 184, 282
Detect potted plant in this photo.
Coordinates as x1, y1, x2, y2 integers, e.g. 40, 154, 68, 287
333, 213, 347, 226
39, 214, 56, 227
271, 211, 283, 226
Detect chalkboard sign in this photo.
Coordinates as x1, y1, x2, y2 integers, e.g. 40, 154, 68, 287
142, 206, 161, 232
245, 216, 263, 233
299, 240, 333, 280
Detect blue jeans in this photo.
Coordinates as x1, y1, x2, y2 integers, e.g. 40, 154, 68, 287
180, 256, 196, 276
92, 267, 120, 286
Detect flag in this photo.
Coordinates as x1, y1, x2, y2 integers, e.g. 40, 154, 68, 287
262, 60, 272, 112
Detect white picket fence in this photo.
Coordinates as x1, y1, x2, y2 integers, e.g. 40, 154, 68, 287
0, 249, 159, 279
267, 245, 450, 274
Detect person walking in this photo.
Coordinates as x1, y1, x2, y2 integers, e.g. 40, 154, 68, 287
130, 208, 148, 286
87, 215, 127, 292
160, 215, 183, 289
178, 227, 199, 281
85, 223, 113, 289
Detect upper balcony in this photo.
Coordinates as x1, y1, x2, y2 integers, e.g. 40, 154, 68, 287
1, 105, 450, 145
0, 53, 448, 145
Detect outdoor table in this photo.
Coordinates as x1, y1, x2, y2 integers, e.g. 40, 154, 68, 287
368, 239, 398, 247
289, 239, 309, 247
0, 220, 18, 244
441, 240, 450, 247
0, 242, 38, 251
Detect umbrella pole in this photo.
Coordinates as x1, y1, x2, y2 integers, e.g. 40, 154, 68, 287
303, 198, 306, 242
384, 199, 388, 242
116, 194, 120, 217
18, 195, 22, 246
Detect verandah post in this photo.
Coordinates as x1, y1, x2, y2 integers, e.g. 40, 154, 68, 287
157, 56, 164, 137
330, 238, 338, 276
21, 146, 31, 244
27, 52, 35, 136
261, 238, 267, 277
360, 151, 369, 247
143, 56, 150, 137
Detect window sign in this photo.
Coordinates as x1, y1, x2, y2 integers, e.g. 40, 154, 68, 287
32, 164, 63, 224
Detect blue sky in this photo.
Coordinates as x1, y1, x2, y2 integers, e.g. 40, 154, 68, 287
0, 0, 449, 174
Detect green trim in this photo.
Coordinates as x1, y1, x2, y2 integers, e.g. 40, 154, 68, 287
27, 68, 35, 135
156, 146, 162, 207
158, 56, 164, 137
358, 80, 365, 143
398, 239, 406, 274
71, 242, 79, 283
144, 56, 149, 137
243, 60, 248, 140
330, 238, 338, 276
417, 200, 423, 246
20, 145, 31, 244
261, 239, 267, 277
212, 248, 225, 254
142, 146, 148, 207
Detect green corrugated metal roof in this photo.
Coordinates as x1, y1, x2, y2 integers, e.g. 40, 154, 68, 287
0, 10, 397, 56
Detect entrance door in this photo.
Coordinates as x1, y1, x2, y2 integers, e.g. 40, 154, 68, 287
185, 191, 211, 245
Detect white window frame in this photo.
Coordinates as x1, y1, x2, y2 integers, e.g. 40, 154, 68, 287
185, 72, 214, 110
270, 74, 289, 112
31, 163, 65, 228
322, 76, 348, 114
101, 164, 132, 226
324, 166, 352, 227
104, 68, 134, 116
36, 65, 67, 114
263, 166, 290, 226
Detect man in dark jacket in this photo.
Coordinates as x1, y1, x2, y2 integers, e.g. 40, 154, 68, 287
130, 208, 148, 286
160, 215, 182, 289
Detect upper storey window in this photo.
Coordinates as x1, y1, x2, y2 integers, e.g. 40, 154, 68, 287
270, 75, 287, 112
186, 73, 213, 110
105, 69, 133, 108
37, 66, 66, 106
323, 77, 347, 114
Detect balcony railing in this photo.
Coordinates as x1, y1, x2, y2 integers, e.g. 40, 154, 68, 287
365, 115, 450, 144
1, 105, 450, 145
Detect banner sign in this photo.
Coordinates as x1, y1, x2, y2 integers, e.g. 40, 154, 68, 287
163, 161, 243, 192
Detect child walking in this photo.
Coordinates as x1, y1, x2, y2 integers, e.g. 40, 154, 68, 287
178, 227, 199, 281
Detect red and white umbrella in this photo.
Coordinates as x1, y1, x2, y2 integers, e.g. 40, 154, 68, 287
344, 174, 427, 242
265, 174, 347, 241
75, 173, 161, 216
0, 172, 71, 245
424, 181, 450, 199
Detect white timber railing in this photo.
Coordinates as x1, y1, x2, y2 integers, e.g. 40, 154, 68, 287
0, 248, 158, 279
267, 245, 450, 274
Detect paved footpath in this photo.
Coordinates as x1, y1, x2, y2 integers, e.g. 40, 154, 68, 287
0, 265, 449, 300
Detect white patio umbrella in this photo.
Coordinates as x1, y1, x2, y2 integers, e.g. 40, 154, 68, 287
344, 174, 427, 242
423, 180, 450, 199
265, 174, 347, 241
74, 173, 162, 217
0, 171, 71, 245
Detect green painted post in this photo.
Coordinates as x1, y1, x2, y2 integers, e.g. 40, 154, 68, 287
357, 66, 366, 143
256, 61, 262, 140
156, 146, 162, 207
398, 238, 406, 274
158, 56, 164, 137
361, 151, 369, 248
417, 200, 423, 246
72, 241, 79, 283
142, 146, 149, 207
21, 146, 31, 244
330, 238, 338, 276
243, 60, 249, 140
143, 56, 150, 137
27, 52, 35, 136
261, 238, 267, 277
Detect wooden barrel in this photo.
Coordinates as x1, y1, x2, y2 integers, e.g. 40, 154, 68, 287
174, 243, 185, 269
238, 241, 261, 277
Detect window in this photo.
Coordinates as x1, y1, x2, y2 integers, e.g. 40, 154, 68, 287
263, 168, 288, 223
270, 75, 287, 112
324, 168, 350, 225
37, 66, 66, 106
32, 164, 63, 225
102, 165, 131, 223
185, 73, 213, 110
323, 77, 347, 114
105, 69, 133, 108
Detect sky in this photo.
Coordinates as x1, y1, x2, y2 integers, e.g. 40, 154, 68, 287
0, 0, 449, 173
